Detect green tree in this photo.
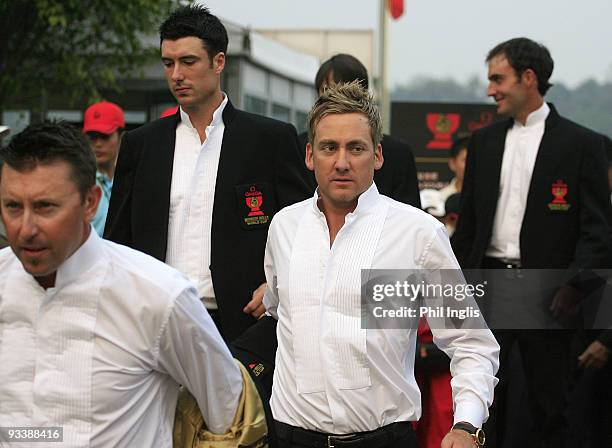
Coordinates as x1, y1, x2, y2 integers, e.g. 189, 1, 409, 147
392, 76, 487, 103
0, 0, 188, 118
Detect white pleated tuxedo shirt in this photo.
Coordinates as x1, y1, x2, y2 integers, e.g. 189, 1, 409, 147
486, 102, 550, 261
264, 184, 499, 434
0, 230, 242, 447
166, 95, 227, 308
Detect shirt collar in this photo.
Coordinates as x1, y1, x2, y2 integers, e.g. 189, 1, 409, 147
515, 102, 550, 128
179, 92, 228, 129
54, 227, 103, 289
311, 182, 381, 219
96, 171, 112, 185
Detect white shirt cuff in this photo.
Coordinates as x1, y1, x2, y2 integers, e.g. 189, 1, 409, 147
453, 400, 486, 427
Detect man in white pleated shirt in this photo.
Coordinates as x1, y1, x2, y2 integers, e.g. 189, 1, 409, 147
263, 81, 500, 448
0, 122, 242, 447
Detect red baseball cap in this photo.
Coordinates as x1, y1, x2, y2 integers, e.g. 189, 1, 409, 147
83, 101, 125, 134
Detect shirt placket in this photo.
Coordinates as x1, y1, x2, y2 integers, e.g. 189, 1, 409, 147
320, 217, 355, 432
185, 130, 208, 286
501, 131, 519, 258
32, 289, 60, 428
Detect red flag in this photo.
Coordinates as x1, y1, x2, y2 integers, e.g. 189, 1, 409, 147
387, 0, 404, 19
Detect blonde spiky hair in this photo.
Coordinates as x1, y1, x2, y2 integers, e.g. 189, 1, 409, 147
307, 80, 382, 147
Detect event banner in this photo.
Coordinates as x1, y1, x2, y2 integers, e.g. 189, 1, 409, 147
390, 102, 499, 189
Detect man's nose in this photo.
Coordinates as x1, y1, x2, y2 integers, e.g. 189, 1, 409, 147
20, 210, 39, 240
487, 83, 496, 97
172, 64, 184, 81
335, 148, 350, 171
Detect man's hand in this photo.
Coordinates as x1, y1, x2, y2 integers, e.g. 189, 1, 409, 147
242, 282, 267, 318
549, 284, 583, 318
441, 429, 477, 447
578, 340, 610, 369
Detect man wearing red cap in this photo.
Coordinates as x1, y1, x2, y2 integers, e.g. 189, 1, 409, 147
83, 101, 125, 235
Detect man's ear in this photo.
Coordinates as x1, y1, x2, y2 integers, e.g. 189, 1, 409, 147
374, 143, 384, 171
213, 52, 225, 74
84, 184, 102, 224
521, 68, 537, 89
305, 143, 315, 171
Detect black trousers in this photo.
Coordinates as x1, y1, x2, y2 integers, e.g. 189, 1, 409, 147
485, 329, 573, 448
231, 317, 280, 448
567, 331, 612, 448
206, 309, 225, 340
275, 421, 417, 448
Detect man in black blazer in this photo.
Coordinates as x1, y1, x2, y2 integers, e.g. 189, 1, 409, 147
104, 5, 313, 342
298, 54, 421, 207
452, 38, 611, 447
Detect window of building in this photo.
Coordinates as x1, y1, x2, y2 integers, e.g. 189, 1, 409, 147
244, 95, 267, 115
272, 103, 290, 123
295, 111, 309, 134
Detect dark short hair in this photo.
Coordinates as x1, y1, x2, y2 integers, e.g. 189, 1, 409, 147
159, 5, 228, 64
0, 122, 96, 200
450, 136, 469, 159
486, 37, 554, 96
315, 54, 369, 93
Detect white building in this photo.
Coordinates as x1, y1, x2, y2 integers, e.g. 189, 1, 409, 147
2, 19, 320, 134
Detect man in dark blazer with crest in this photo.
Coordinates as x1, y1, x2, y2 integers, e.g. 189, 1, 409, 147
104, 5, 313, 343
452, 37, 611, 447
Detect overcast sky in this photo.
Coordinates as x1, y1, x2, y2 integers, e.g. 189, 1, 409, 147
202, 0, 612, 89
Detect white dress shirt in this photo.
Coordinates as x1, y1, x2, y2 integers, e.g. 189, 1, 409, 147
0, 230, 242, 447
264, 184, 499, 434
486, 102, 550, 261
166, 95, 227, 309
439, 177, 459, 201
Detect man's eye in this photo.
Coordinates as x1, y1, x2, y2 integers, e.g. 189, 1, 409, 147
183, 59, 196, 66
36, 203, 55, 211
349, 146, 366, 153
162, 60, 173, 68
3, 202, 20, 210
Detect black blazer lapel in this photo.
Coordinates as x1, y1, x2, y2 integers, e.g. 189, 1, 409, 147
215, 99, 239, 183
524, 104, 562, 211
520, 105, 563, 260
135, 114, 179, 260
211, 99, 238, 229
